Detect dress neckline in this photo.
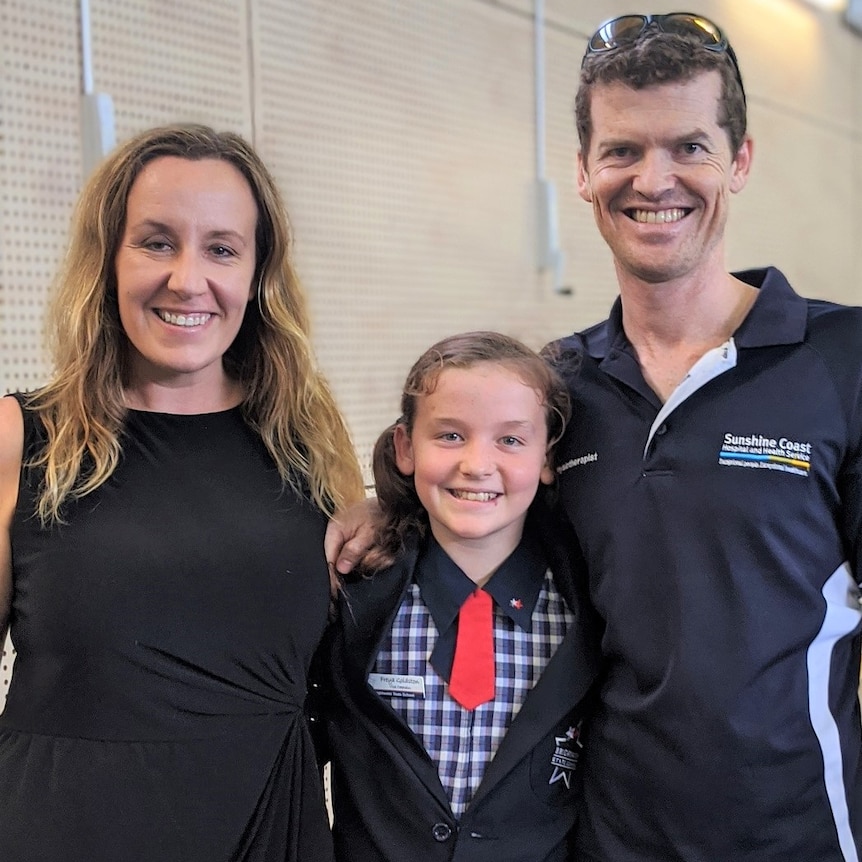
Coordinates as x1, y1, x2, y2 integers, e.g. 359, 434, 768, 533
125, 405, 243, 419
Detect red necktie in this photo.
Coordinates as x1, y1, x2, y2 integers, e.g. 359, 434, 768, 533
448, 588, 495, 710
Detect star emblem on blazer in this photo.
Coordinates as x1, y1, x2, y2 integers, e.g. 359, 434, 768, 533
548, 722, 583, 788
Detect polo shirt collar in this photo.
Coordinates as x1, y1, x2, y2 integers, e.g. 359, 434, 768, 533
415, 532, 548, 634
732, 267, 808, 348
589, 266, 808, 362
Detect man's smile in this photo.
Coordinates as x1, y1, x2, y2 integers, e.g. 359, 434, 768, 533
625, 207, 690, 223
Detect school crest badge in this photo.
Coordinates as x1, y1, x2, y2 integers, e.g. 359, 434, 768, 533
548, 721, 583, 788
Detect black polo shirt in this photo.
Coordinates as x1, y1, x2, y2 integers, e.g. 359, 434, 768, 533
550, 267, 862, 862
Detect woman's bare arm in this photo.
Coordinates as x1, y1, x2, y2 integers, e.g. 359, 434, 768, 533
0, 396, 24, 643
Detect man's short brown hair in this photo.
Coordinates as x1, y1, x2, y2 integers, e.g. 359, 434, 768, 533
575, 29, 747, 161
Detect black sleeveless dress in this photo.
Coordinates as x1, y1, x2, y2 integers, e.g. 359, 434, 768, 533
0, 401, 334, 861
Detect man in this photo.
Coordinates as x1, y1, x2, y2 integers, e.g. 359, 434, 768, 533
328, 13, 862, 861
550, 13, 862, 861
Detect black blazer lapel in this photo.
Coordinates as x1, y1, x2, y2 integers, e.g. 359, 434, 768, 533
337, 545, 452, 809
469, 505, 601, 805
338, 548, 418, 681
470, 605, 598, 804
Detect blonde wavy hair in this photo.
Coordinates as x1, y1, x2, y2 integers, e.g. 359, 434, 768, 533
26, 123, 363, 523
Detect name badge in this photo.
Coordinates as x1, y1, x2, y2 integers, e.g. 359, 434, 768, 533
368, 673, 426, 698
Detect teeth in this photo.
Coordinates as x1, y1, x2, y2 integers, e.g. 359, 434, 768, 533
157, 311, 212, 327
451, 490, 498, 502
630, 208, 686, 224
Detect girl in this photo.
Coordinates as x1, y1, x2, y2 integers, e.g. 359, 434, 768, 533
318, 331, 599, 862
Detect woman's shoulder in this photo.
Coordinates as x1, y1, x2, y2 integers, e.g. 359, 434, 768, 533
1, 392, 45, 452
0, 397, 20, 636
0, 396, 25, 521
0, 395, 25, 459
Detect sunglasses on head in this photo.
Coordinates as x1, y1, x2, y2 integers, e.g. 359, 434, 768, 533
583, 13, 745, 104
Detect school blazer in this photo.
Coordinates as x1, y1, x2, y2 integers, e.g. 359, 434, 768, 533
317, 516, 602, 862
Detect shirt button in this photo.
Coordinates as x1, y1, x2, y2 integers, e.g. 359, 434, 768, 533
432, 823, 452, 842
656, 423, 668, 435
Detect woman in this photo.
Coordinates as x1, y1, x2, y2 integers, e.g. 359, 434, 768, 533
0, 124, 363, 861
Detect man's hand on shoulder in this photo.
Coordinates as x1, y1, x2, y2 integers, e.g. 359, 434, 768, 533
325, 497, 381, 576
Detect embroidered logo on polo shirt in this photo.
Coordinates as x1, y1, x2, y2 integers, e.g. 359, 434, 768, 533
557, 452, 598, 474
548, 721, 583, 788
718, 432, 811, 476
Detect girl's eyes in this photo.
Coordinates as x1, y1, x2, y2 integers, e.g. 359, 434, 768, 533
432, 432, 529, 447
210, 245, 236, 258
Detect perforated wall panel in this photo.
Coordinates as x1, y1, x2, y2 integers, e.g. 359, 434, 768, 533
89, 0, 252, 141
1, 0, 82, 394
254, 0, 582, 477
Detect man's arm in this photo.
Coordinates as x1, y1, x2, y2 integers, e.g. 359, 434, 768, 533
324, 497, 381, 576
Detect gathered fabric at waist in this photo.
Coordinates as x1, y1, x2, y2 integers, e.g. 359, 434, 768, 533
1, 643, 310, 741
